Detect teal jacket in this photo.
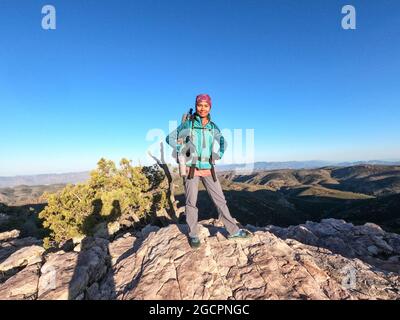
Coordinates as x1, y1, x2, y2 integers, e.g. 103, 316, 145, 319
166, 113, 226, 170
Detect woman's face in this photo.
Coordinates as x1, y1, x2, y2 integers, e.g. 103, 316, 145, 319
196, 101, 211, 118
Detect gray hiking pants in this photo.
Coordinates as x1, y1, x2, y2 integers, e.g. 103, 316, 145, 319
184, 175, 240, 238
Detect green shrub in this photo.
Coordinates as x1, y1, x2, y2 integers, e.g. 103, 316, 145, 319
39, 158, 167, 246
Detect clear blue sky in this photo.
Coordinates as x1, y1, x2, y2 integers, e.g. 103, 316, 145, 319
1, 0, 399, 175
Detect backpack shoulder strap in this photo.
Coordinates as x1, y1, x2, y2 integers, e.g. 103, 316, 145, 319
191, 114, 195, 130
209, 121, 219, 131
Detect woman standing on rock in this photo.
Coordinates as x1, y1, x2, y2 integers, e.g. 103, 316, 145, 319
166, 94, 252, 248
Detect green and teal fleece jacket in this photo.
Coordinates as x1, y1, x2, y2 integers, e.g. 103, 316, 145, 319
166, 113, 226, 170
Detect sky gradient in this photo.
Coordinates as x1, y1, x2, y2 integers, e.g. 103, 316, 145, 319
1, 0, 399, 175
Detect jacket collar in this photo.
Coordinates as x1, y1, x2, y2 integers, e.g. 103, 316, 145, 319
193, 112, 211, 125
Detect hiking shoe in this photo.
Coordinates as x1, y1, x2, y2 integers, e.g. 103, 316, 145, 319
189, 236, 201, 249
228, 229, 252, 239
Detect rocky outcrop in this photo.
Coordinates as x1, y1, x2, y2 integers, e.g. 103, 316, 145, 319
0, 219, 399, 300
263, 219, 400, 273
0, 264, 40, 300
94, 220, 399, 300
0, 245, 44, 272
0, 235, 43, 271
37, 237, 109, 300
0, 231, 45, 299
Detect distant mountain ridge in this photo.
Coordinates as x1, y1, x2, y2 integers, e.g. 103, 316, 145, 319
215, 164, 400, 233
220, 164, 400, 197
0, 172, 90, 188
218, 160, 400, 172
1, 160, 400, 188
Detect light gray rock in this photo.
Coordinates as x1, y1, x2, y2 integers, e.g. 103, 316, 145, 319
0, 245, 44, 272
267, 219, 400, 272
0, 264, 40, 300
9, 237, 42, 247
140, 224, 160, 238
355, 223, 385, 236
93, 222, 121, 239
38, 237, 109, 300
367, 245, 379, 255
371, 236, 393, 253
0, 229, 20, 242
108, 235, 137, 265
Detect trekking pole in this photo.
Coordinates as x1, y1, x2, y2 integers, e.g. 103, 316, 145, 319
177, 108, 194, 178
210, 126, 217, 182
188, 152, 197, 180
210, 157, 217, 182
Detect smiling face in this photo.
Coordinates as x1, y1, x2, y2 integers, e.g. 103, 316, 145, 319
196, 101, 211, 118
